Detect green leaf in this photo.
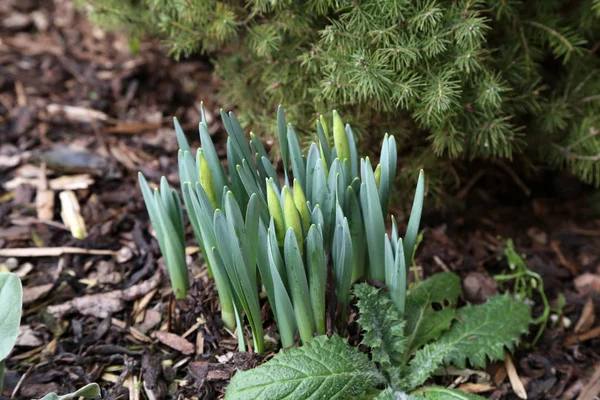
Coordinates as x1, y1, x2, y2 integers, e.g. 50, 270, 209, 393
287, 124, 306, 191
283, 229, 314, 343
403, 272, 461, 357
354, 283, 405, 367
0, 273, 22, 361
199, 121, 227, 205
267, 221, 297, 348
404, 170, 425, 268
306, 224, 326, 335
333, 110, 350, 168
439, 294, 531, 369
394, 343, 453, 392
411, 386, 487, 400
225, 334, 384, 400
38, 383, 101, 400
361, 158, 386, 281
173, 117, 191, 153
332, 216, 353, 310
277, 105, 290, 182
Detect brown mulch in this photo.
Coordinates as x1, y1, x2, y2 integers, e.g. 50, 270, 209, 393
1, 1, 600, 400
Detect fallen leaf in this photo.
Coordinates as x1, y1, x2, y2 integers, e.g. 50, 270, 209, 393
577, 363, 600, 400
505, 351, 527, 399
574, 273, 600, 295
462, 271, 499, 304
15, 325, 43, 347
22, 283, 54, 304
155, 331, 195, 355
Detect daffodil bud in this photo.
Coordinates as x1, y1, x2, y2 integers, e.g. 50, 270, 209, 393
283, 186, 303, 254
267, 179, 285, 246
374, 164, 382, 188
199, 150, 218, 209
333, 110, 350, 167
293, 179, 310, 234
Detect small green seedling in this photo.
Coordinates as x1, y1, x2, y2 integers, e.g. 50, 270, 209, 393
495, 238, 552, 345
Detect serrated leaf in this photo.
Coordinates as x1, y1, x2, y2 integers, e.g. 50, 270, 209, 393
438, 294, 531, 369
393, 343, 453, 392
0, 273, 22, 361
354, 283, 405, 367
411, 386, 487, 400
373, 388, 414, 400
38, 383, 100, 400
403, 272, 461, 357
225, 334, 384, 400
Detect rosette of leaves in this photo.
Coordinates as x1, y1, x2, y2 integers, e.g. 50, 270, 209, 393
138, 105, 425, 354
225, 273, 532, 399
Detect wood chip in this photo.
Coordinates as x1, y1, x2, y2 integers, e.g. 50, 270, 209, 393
0, 247, 116, 257
59, 190, 87, 239
505, 352, 527, 399
15, 325, 43, 347
574, 299, 596, 333
456, 383, 495, 394
155, 331, 195, 355
46, 104, 109, 122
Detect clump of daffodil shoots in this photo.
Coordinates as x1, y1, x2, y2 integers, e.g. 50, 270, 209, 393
138, 104, 425, 353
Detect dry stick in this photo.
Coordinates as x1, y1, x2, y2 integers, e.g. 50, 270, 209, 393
0, 247, 117, 257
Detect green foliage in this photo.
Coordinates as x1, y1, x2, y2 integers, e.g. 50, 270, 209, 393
225, 334, 384, 400
354, 283, 406, 367
138, 106, 424, 353
86, 0, 600, 194
438, 294, 531, 368
226, 273, 531, 399
0, 272, 22, 393
403, 272, 461, 356
495, 238, 553, 345
38, 383, 101, 400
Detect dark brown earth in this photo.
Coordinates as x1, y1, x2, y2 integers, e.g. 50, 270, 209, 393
1, 1, 599, 399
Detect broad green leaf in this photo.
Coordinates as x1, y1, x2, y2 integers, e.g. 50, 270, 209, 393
283, 229, 314, 343
225, 334, 384, 400
411, 387, 487, 400
38, 383, 101, 400
0, 273, 22, 361
354, 283, 405, 367
439, 294, 531, 368
403, 272, 461, 357
394, 343, 453, 392
403, 170, 425, 267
